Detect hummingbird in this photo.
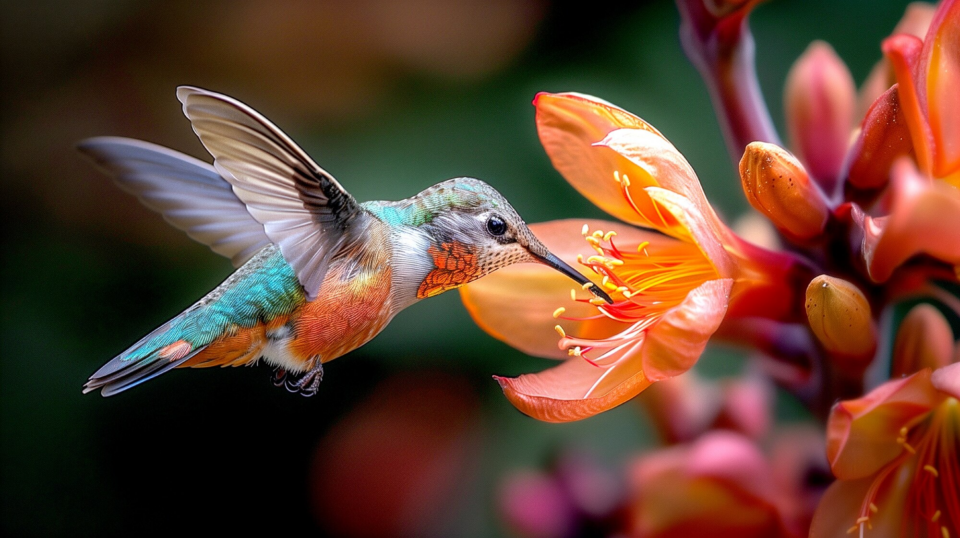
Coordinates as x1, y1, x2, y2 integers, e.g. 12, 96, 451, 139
81, 86, 610, 397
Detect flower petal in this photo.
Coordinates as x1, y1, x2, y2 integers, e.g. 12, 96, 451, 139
920, 0, 960, 177
892, 303, 955, 376
863, 159, 960, 282
494, 356, 653, 423
641, 278, 733, 382
883, 32, 934, 175
931, 362, 960, 399
809, 472, 909, 538
846, 85, 915, 190
826, 368, 942, 480
535, 92, 712, 239
460, 219, 665, 359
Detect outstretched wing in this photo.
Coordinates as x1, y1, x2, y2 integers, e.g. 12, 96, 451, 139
78, 137, 271, 267
177, 86, 362, 300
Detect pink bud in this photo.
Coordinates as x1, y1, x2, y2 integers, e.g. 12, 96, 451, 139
784, 41, 855, 190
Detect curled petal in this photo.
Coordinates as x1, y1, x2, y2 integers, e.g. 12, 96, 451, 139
534, 92, 714, 239
494, 278, 731, 423
494, 356, 653, 423
460, 219, 651, 359
884, 32, 934, 175
826, 368, 942, 480
863, 159, 960, 282
784, 41, 856, 187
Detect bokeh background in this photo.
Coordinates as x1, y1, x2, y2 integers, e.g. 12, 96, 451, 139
1, 1, 914, 535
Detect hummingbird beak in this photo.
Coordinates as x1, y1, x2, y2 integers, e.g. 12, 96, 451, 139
534, 251, 613, 305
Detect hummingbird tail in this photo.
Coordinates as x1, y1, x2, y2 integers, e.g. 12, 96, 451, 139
83, 312, 207, 397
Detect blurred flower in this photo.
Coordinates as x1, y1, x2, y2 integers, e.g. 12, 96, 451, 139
498, 451, 622, 538
461, 93, 807, 422
639, 369, 772, 444
309, 372, 480, 538
625, 431, 792, 538
811, 361, 960, 537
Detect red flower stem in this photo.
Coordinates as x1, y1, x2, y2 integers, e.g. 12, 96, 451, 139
676, 0, 781, 169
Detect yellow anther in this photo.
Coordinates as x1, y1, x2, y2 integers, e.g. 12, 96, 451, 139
933, 510, 942, 522
900, 426, 909, 437
570, 289, 577, 301
613, 170, 621, 183
607, 259, 624, 266
620, 174, 631, 187
585, 236, 601, 245
924, 465, 940, 477
553, 307, 566, 319
846, 525, 859, 535
869, 503, 878, 513
554, 325, 566, 338
617, 286, 628, 293
900, 440, 917, 454
576, 254, 584, 263
593, 245, 605, 255
856, 517, 869, 525
581, 224, 589, 236
942, 526, 949, 538
592, 230, 604, 239
622, 290, 633, 298
637, 241, 650, 252
568, 346, 582, 357
582, 281, 595, 290
589, 297, 607, 306
602, 275, 609, 287
586, 255, 606, 265
603, 231, 617, 242
604, 281, 618, 291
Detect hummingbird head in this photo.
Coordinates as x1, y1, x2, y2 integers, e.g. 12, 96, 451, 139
408, 178, 612, 303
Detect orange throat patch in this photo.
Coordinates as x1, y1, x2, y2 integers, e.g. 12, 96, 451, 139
417, 241, 481, 299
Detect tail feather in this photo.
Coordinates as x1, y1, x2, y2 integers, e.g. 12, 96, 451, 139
84, 313, 207, 396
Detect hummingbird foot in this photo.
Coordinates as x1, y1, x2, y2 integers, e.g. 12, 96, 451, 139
278, 359, 324, 397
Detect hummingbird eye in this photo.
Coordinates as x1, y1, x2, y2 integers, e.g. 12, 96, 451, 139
486, 215, 507, 236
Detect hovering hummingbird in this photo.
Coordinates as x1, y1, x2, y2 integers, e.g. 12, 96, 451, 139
81, 87, 610, 397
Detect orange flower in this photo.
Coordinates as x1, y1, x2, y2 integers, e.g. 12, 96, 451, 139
461, 93, 806, 422
811, 361, 959, 537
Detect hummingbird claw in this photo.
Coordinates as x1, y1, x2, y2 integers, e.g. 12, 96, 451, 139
276, 360, 324, 397
272, 367, 288, 387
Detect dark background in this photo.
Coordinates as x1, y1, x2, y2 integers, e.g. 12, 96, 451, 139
1, 1, 912, 535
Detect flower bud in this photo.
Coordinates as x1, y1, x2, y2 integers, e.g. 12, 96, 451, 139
846, 86, 914, 190
805, 275, 876, 364
784, 41, 855, 189
892, 303, 954, 377
740, 142, 829, 240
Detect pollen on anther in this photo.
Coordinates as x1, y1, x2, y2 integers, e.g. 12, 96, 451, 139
570, 289, 577, 301
856, 517, 869, 525
869, 503, 878, 513
846, 525, 858, 534
898, 438, 917, 454
900, 426, 909, 437
589, 297, 607, 306
942, 526, 949, 538
637, 241, 650, 253
924, 465, 939, 477
932, 510, 942, 522
603, 231, 617, 242
568, 346, 582, 357
577, 254, 584, 263
554, 325, 566, 338
553, 307, 566, 319
582, 281, 594, 290
581, 224, 589, 236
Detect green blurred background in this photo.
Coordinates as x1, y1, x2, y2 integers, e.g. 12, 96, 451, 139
1, 1, 913, 535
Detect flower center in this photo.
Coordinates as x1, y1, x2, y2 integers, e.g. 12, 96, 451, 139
551, 220, 717, 397
848, 397, 958, 537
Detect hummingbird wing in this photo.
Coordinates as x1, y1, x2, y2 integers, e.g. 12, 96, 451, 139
177, 86, 363, 300
77, 137, 272, 267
